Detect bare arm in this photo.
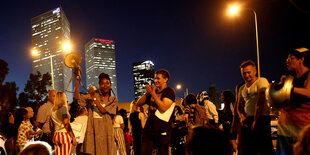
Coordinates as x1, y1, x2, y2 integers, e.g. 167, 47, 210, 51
26, 130, 35, 139
293, 73, 310, 98
209, 104, 218, 123
237, 96, 246, 122
139, 112, 146, 129
185, 113, 190, 127
120, 123, 125, 130
74, 76, 81, 100
146, 85, 173, 112
63, 114, 77, 146
128, 116, 132, 132
231, 84, 241, 133
136, 93, 149, 106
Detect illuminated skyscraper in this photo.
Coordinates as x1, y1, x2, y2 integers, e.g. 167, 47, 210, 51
85, 38, 117, 96
133, 61, 154, 100
31, 7, 73, 101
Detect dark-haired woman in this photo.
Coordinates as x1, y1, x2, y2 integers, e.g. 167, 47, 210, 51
220, 90, 235, 155
74, 72, 117, 155
3, 112, 16, 155
276, 48, 310, 155
220, 90, 235, 136
1, 112, 14, 139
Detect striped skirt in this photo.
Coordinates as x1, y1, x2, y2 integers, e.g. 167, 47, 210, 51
53, 131, 72, 155
276, 108, 310, 155
114, 127, 127, 155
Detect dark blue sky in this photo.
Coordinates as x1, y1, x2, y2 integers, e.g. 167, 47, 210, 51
0, 0, 309, 102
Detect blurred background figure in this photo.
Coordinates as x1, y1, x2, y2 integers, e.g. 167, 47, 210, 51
71, 106, 88, 155
294, 124, 310, 155
129, 101, 145, 155
170, 105, 186, 155
220, 90, 235, 136
119, 108, 131, 155
1, 112, 14, 139
16, 107, 42, 151
113, 107, 126, 155
36, 90, 57, 147
19, 141, 52, 155
186, 126, 231, 155
219, 90, 235, 155
198, 91, 218, 126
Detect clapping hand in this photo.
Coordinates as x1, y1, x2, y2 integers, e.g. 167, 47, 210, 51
145, 84, 156, 95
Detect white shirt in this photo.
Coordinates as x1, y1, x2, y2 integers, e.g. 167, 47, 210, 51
240, 77, 270, 116
36, 101, 53, 133
204, 100, 219, 123
51, 106, 70, 132
113, 115, 124, 128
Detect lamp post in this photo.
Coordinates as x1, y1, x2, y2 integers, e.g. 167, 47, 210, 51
228, 4, 261, 77
32, 42, 72, 89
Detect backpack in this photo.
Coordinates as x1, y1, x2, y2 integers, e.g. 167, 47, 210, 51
190, 104, 208, 126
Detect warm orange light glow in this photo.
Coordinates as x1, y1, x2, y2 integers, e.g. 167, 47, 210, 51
176, 84, 182, 90
62, 42, 72, 52
32, 49, 38, 56
228, 5, 240, 16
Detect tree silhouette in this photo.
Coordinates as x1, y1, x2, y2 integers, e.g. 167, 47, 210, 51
0, 59, 9, 85
19, 71, 52, 113
0, 59, 18, 126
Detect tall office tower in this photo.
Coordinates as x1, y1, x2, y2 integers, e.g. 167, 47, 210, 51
85, 38, 117, 96
133, 61, 154, 100
31, 7, 73, 101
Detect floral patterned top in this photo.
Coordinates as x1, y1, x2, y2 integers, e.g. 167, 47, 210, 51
16, 119, 33, 147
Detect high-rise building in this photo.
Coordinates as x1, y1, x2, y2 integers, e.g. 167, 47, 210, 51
31, 7, 73, 101
133, 61, 154, 100
85, 38, 117, 96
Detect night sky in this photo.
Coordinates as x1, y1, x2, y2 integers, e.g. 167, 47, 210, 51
0, 0, 309, 102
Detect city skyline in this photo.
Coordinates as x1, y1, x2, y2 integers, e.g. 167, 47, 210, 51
1, 0, 309, 102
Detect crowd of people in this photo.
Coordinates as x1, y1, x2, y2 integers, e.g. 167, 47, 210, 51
0, 47, 309, 155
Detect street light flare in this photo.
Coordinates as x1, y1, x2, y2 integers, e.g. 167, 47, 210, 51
228, 5, 240, 16
62, 42, 72, 52
176, 84, 182, 90
32, 49, 38, 56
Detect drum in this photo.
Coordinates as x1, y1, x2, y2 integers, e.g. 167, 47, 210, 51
266, 76, 294, 108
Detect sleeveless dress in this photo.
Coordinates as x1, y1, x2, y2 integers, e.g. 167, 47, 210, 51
276, 71, 310, 155
130, 112, 142, 155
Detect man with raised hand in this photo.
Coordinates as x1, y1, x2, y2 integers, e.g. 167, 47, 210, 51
136, 69, 175, 155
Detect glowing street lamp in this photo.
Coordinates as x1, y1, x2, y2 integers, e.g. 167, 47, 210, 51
62, 42, 72, 52
32, 49, 39, 56
228, 5, 239, 16
32, 42, 72, 89
176, 84, 188, 97
227, 4, 261, 77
